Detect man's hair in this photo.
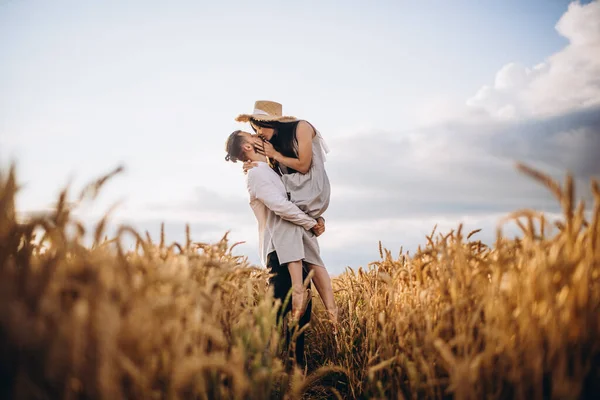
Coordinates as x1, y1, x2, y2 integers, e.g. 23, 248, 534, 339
224, 130, 247, 163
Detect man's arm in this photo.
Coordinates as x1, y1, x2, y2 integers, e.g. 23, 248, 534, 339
248, 171, 317, 230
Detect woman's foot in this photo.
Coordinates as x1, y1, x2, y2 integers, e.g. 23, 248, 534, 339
326, 309, 339, 333
291, 288, 311, 324
291, 309, 302, 324
330, 320, 341, 353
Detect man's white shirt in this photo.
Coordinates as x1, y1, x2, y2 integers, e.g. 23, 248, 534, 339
246, 162, 317, 267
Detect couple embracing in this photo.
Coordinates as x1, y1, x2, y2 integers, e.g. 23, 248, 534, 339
224, 100, 338, 367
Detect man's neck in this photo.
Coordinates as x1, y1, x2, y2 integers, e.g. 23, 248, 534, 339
247, 154, 267, 163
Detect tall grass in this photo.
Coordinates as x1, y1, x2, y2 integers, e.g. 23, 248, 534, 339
1, 164, 599, 399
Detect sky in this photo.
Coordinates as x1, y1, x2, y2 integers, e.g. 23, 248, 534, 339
1, 0, 599, 274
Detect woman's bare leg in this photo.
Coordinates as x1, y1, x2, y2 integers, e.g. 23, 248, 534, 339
306, 264, 338, 325
287, 260, 306, 322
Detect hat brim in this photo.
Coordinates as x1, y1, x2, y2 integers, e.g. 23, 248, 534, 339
235, 113, 298, 123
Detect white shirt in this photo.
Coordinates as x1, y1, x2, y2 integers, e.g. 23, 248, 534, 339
246, 161, 317, 267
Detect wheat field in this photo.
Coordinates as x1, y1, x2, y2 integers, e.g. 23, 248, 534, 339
0, 164, 599, 400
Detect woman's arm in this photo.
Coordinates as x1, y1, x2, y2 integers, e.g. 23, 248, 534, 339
256, 121, 314, 174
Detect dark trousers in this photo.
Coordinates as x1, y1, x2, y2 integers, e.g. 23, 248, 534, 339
267, 252, 312, 368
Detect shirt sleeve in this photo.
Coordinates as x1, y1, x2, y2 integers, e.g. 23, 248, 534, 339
248, 169, 317, 230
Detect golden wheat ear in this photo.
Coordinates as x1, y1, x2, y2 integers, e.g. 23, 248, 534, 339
515, 162, 563, 200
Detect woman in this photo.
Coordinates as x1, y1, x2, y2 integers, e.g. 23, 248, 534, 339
236, 100, 338, 327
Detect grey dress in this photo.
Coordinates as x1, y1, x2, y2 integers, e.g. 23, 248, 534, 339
279, 129, 331, 219
275, 128, 330, 268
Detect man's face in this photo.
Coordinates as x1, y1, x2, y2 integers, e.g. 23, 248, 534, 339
239, 131, 253, 141
239, 131, 259, 154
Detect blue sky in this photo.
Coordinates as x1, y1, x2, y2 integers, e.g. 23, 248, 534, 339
1, 0, 599, 273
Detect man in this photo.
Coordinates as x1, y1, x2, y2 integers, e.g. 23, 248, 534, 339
224, 130, 324, 368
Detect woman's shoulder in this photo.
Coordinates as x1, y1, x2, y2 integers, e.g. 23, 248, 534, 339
296, 120, 314, 129
296, 120, 317, 138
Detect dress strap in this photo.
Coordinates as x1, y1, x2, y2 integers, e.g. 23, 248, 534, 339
315, 130, 330, 162
304, 121, 330, 162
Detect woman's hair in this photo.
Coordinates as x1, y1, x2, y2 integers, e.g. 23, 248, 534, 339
224, 130, 246, 163
250, 119, 301, 159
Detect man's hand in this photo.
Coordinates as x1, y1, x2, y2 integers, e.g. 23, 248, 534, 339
317, 217, 326, 234
311, 217, 326, 236
242, 161, 258, 175
312, 224, 324, 236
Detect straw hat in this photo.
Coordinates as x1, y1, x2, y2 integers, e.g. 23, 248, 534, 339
235, 100, 297, 123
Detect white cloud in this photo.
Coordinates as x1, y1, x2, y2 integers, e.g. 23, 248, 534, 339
556, 0, 600, 46
467, 0, 600, 119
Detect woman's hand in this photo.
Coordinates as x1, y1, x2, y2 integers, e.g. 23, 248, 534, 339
242, 161, 258, 175
253, 138, 280, 160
